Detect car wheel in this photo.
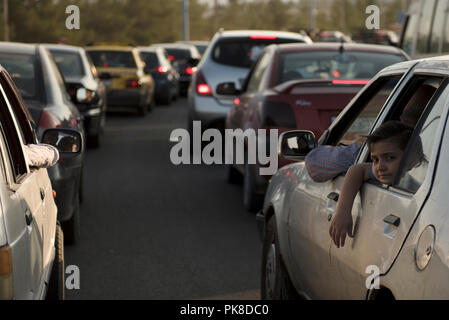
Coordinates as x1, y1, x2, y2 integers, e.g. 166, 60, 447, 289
46, 222, 65, 300
243, 163, 264, 212
138, 103, 147, 117
62, 195, 80, 245
261, 215, 300, 300
227, 164, 242, 184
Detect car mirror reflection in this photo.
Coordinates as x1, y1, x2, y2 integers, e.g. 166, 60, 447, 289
278, 131, 317, 160
41, 128, 83, 154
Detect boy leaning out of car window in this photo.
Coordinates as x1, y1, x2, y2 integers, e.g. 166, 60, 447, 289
329, 121, 423, 248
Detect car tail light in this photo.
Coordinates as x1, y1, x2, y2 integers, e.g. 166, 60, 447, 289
185, 66, 196, 75
233, 97, 240, 105
249, 35, 277, 40
126, 79, 141, 88
168, 56, 174, 62
0, 245, 13, 300
157, 66, 168, 73
196, 71, 212, 96
332, 80, 370, 85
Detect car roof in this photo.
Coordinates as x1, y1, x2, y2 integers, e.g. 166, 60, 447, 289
215, 29, 312, 42
137, 46, 160, 53
85, 46, 135, 52
0, 41, 38, 55
42, 43, 84, 53
274, 42, 407, 55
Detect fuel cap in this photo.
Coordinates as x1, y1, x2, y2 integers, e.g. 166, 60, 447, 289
415, 225, 436, 271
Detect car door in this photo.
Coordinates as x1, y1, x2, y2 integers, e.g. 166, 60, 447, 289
329, 76, 449, 299
0, 82, 46, 299
286, 72, 407, 299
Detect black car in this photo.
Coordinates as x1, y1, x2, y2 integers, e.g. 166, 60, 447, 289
150, 43, 201, 96
45, 44, 107, 148
0, 42, 85, 244
138, 46, 179, 105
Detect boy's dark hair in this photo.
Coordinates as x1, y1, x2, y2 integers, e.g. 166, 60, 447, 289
366, 121, 413, 151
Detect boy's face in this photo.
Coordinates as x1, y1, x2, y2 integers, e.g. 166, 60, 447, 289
370, 140, 404, 185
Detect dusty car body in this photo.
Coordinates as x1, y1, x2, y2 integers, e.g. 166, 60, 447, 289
260, 56, 449, 299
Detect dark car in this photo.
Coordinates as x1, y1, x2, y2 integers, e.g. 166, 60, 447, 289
138, 46, 179, 105
45, 44, 107, 148
221, 42, 409, 212
0, 42, 85, 244
150, 43, 201, 96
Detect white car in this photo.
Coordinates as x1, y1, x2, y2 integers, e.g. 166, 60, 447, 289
0, 66, 82, 299
187, 29, 312, 133
260, 56, 449, 299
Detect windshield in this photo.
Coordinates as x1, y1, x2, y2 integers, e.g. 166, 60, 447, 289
0, 52, 40, 101
87, 50, 137, 68
277, 50, 406, 85
213, 38, 305, 69
140, 52, 159, 67
165, 48, 192, 63
50, 49, 85, 78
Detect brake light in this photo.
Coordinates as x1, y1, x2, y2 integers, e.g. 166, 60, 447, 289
332, 80, 370, 85
233, 98, 240, 105
157, 66, 168, 73
196, 71, 212, 96
185, 66, 195, 75
0, 245, 13, 300
249, 35, 277, 40
168, 56, 174, 62
126, 79, 141, 88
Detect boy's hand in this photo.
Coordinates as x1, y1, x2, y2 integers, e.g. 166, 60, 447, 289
329, 211, 354, 248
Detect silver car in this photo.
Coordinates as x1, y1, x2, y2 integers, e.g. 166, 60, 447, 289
0, 66, 82, 299
260, 56, 449, 299
187, 29, 312, 133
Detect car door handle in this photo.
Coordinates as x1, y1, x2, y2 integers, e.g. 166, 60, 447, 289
25, 209, 33, 226
327, 192, 339, 202
383, 214, 400, 227
40, 188, 45, 201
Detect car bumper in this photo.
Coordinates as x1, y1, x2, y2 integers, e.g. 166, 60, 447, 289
188, 93, 232, 129
106, 89, 146, 108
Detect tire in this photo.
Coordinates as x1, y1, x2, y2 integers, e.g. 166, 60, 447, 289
137, 103, 147, 117
227, 164, 242, 184
62, 195, 80, 245
261, 216, 300, 300
243, 163, 264, 212
46, 222, 65, 300
161, 91, 171, 105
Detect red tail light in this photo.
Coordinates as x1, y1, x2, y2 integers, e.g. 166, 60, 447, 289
157, 66, 168, 73
233, 98, 240, 105
332, 80, 370, 85
185, 66, 195, 75
196, 71, 212, 96
38, 110, 61, 129
126, 79, 141, 88
168, 56, 174, 62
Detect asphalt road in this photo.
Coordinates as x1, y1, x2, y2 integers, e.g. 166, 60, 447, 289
65, 97, 262, 300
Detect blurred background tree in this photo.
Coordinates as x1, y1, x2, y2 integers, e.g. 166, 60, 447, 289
0, 0, 406, 45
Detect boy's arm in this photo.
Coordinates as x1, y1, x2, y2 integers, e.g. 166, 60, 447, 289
329, 163, 371, 248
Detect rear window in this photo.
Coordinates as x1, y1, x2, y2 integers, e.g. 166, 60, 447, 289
212, 38, 305, 68
165, 48, 192, 62
87, 50, 137, 68
0, 52, 39, 101
140, 52, 159, 68
50, 50, 85, 78
277, 51, 406, 85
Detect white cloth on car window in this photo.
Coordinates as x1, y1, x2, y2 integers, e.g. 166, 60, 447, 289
23, 144, 59, 168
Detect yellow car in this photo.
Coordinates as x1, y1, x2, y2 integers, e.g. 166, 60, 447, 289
85, 46, 155, 116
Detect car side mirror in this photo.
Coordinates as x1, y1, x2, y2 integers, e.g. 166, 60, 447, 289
278, 131, 317, 161
41, 128, 83, 155
98, 72, 112, 80
216, 82, 240, 96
